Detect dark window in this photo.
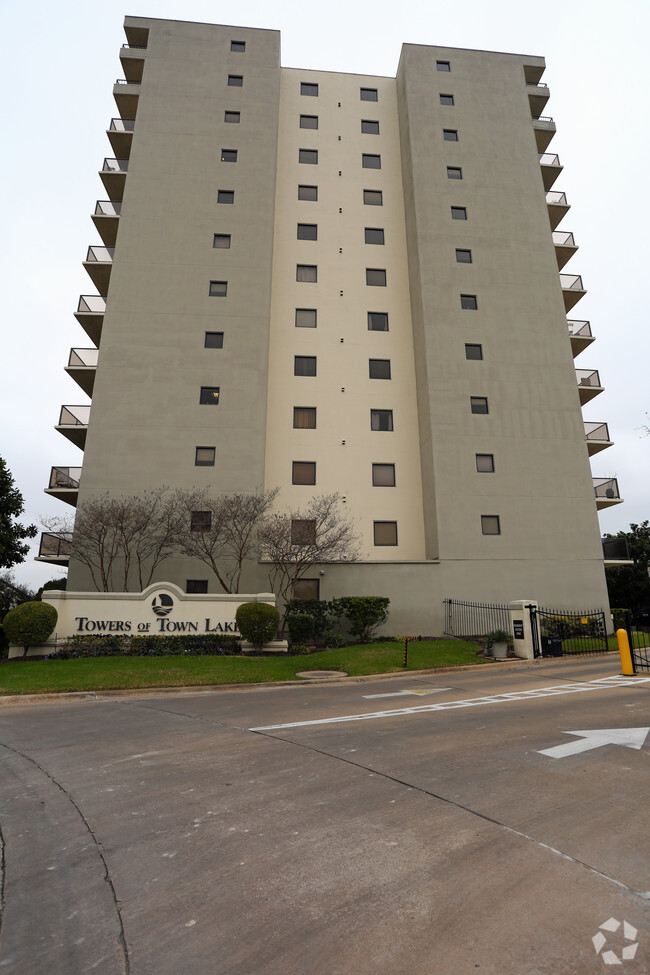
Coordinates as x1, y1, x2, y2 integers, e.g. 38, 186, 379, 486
443, 129, 458, 142
298, 184, 318, 201
297, 223, 318, 240
440, 93, 455, 105
363, 189, 383, 206
371, 409, 393, 431
465, 343, 483, 360
300, 82, 319, 96
374, 521, 398, 545
300, 114, 318, 129
372, 463, 395, 487
294, 356, 317, 376
365, 227, 385, 244
227, 74, 243, 87
366, 268, 386, 286
224, 110, 240, 123
360, 87, 378, 101
292, 461, 316, 485
217, 189, 234, 203
213, 234, 231, 248
204, 332, 224, 349
230, 40, 246, 52
191, 511, 212, 532
369, 359, 391, 379
291, 519, 316, 545
447, 166, 463, 179
476, 454, 495, 473
451, 206, 467, 220
221, 149, 238, 162
299, 148, 318, 164
362, 153, 381, 169
186, 579, 208, 594
297, 264, 317, 282
293, 407, 316, 429
209, 280, 227, 296
481, 515, 501, 535
295, 308, 317, 328
293, 578, 320, 600
456, 249, 472, 263
361, 120, 380, 134
461, 294, 478, 310
368, 312, 389, 331
470, 396, 489, 414
199, 387, 220, 405
436, 60, 451, 72
195, 446, 215, 466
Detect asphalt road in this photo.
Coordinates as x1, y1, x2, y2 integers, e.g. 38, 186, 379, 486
0, 656, 648, 975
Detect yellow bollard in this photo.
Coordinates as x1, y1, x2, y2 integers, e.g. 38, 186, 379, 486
616, 628, 635, 676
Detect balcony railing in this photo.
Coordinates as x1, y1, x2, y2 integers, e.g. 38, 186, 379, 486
568, 320, 592, 339
601, 537, 630, 561
38, 532, 72, 559
546, 191, 568, 206
48, 466, 81, 490
532, 115, 554, 122
115, 78, 141, 85
584, 422, 610, 443
593, 478, 621, 502
77, 295, 106, 314
121, 42, 147, 49
539, 152, 561, 167
526, 82, 548, 88
102, 158, 129, 172
67, 348, 98, 368
560, 273, 584, 292
94, 200, 122, 216
58, 405, 90, 427
85, 246, 114, 263
553, 231, 576, 247
109, 118, 135, 132
576, 369, 601, 388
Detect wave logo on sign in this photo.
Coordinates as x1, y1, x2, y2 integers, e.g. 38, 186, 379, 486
593, 917, 639, 965
151, 593, 174, 618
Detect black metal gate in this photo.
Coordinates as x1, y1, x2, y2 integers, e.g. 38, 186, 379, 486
625, 611, 650, 672
528, 606, 609, 658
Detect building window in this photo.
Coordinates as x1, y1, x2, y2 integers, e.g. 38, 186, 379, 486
221, 149, 238, 162
186, 580, 208, 594
195, 446, 215, 466
217, 189, 234, 203
363, 189, 383, 206
465, 343, 483, 360
199, 387, 220, 405
456, 249, 472, 263
364, 227, 385, 244
371, 409, 393, 431
374, 521, 398, 546
213, 234, 231, 248
230, 40, 246, 52
361, 120, 380, 134
369, 359, 391, 379
362, 153, 381, 169
191, 511, 212, 532
291, 519, 316, 545
299, 148, 318, 164
293, 407, 316, 429
300, 82, 319, 96
372, 463, 395, 487
297, 264, 317, 282
440, 93, 455, 105
204, 332, 224, 348
443, 129, 458, 141
293, 578, 320, 600
298, 184, 318, 201
224, 111, 240, 123
368, 312, 389, 331
297, 223, 318, 240
227, 74, 243, 87
292, 461, 316, 485
447, 167, 463, 180
300, 114, 318, 129
436, 60, 451, 71
294, 356, 317, 376
470, 396, 489, 414
209, 280, 228, 296
481, 515, 501, 535
461, 294, 478, 310
360, 87, 378, 101
476, 454, 495, 473
451, 206, 467, 220
366, 268, 386, 286
295, 308, 317, 328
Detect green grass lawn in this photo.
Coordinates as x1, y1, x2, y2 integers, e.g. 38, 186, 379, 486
0, 640, 486, 696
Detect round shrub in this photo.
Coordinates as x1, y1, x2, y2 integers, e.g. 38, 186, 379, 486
3, 602, 58, 657
286, 612, 314, 647
235, 602, 280, 650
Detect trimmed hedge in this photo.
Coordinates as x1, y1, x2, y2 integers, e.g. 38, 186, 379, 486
46, 632, 241, 660
235, 602, 280, 650
3, 602, 58, 656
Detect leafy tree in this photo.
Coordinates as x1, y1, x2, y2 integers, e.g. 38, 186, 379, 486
0, 457, 37, 569
332, 596, 390, 642
2, 601, 58, 657
605, 521, 650, 613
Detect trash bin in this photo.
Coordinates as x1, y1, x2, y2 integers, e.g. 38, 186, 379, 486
541, 636, 563, 657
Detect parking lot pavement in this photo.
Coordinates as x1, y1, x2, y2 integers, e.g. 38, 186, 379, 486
0, 656, 648, 975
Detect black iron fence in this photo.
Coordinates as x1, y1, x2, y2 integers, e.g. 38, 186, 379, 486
625, 611, 650, 672
443, 598, 510, 640
533, 607, 609, 657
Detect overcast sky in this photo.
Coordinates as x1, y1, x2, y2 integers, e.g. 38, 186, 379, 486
2, 0, 648, 590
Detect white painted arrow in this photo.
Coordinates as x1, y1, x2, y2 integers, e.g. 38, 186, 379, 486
538, 727, 650, 759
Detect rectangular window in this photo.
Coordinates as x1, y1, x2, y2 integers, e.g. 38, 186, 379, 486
296, 264, 317, 282
451, 206, 467, 220
291, 519, 317, 545
374, 521, 398, 546
213, 234, 231, 248
476, 454, 495, 473
456, 249, 472, 263
293, 407, 316, 429
447, 166, 463, 180
368, 312, 389, 331
470, 396, 489, 414
366, 268, 386, 286
436, 60, 451, 71
372, 463, 395, 487
440, 93, 455, 105
204, 332, 224, 349
443, 129, 458, 141
363, 189, 383, 206
364, 227, 385, 244
230, 40, 246, 52
298, 184, 318, 201
195, 446, 215, 466
371, 409, 393, 431
224, 111, 240, 123
186, 579, 208, 594
199, 386, 220, 405
465, 343, 483, 360
461, 294, 478, 310
360, 87, 378, 101
209, 280, 228, 296
217, 189, 234, 203
221, 149, 238, 162
191, 511, 212, 532
299, 148, 318, 164
292, 461, 316, 485
295, 308, 317, 328
362, 153, 381, 169
227, 74, 243, 87
361, 120, 380, 134
294, 356, 317, 376
369, 359, 391, 379
292, 578, 320, 600
300, 82, 319, 97
297, 223, 318, 240
300, 114, 318, 129
481, 515, 501, 535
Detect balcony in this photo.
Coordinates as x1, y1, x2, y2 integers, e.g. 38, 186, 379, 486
56, 405, 90, 449
552, 231, 578, 270
45, 467, 81, 506
567, 320, 594, 356
576, 369, 603, 405
532, 115, 556, 152
100, 158, 128, 198
525, 79, 550, 116
584, 422, 613, 456
546, 190, 570, 230
107, 117, 135, 157
83, 245, 114, 292
539, 152, 562, 191
559, 273, 586, 311
119, 46, 145, 83
601, 537, 633, 567
65, 347, 98, 396
124, 23, 149, 49
92, 200, 121, 247
593, 477, 623, 510
113, 79, 140, 117
75, 295, 105, 345
36, 532, 72, 566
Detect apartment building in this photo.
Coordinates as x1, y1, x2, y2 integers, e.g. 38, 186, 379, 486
38, 16, 618, 633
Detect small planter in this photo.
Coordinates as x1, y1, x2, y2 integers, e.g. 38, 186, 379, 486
492, 641, 508, 660
483, 629, 512, 660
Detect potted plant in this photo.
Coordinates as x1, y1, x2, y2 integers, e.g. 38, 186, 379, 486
483, 628, 512, 660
